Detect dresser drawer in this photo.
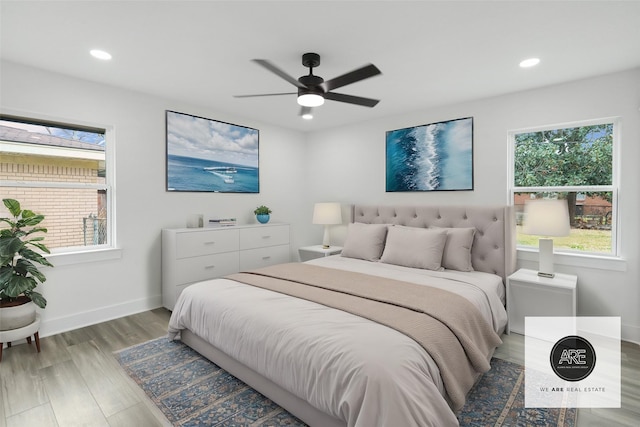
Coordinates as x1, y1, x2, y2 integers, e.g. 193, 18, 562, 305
175, 228, 239, 259
175, 251, 239, 284
240, 225, 289, 250
240, 245, 290, 270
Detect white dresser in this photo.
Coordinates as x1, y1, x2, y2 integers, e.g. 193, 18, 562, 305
162, 223, 290, 310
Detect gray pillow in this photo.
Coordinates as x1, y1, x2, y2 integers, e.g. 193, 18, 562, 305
433, 227, 476, 272
340, 223, 388, 261
380, 225, 447, 270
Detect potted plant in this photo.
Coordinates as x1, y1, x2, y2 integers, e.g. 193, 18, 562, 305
0, 199, 52, 331
254, 205, 272, 224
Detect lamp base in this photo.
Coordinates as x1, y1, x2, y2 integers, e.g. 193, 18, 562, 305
322, 225, 331, 249
538, 238, 555, 278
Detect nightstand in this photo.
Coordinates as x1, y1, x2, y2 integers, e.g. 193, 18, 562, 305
506, 268, 577, 335
298, 245, 343, 262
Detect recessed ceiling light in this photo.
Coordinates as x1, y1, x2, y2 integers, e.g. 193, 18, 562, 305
90, 49, 112, 60
519, 58, 540, 68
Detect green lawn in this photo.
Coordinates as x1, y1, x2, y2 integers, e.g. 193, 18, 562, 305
516, 226, 612, 253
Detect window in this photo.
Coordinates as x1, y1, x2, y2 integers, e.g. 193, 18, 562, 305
510, 119, 617, 256
0, 115, 112, 254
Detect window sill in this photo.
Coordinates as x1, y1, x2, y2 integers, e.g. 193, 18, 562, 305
517, 248, 626, 272
45, 246, 122, 267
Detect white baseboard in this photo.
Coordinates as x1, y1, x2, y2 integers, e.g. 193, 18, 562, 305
37, 295, 163, 338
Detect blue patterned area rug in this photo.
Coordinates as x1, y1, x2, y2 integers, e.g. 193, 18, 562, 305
459, 358, 577, 427
115, 337, 577, 427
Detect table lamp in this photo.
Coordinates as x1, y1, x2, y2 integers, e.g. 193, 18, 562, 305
312, 202, 342, 248
523, 199, 571, 278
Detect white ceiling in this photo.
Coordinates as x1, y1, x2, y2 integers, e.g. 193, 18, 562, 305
2, 1, 639, 132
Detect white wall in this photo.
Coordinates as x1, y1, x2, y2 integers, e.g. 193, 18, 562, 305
1, 60, 308, 336
305, 68, 640, 342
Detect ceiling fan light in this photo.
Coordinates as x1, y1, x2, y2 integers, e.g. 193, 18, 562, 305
297, 93, 324, 107
302, 113, 313, 120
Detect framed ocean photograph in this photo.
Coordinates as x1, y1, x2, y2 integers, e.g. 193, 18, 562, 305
385, 117, 473, 192
166, 110, 259, 193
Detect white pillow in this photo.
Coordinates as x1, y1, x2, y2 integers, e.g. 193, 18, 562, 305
380, 225, 447, 270
433, 227, 476, 272
340, 223, 388, 261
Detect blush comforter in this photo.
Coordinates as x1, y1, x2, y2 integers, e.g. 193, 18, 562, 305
167, 256, 508, 427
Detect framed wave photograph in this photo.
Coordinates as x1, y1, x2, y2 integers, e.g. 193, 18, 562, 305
166, 110, 259, 193
386, 117, 474, 192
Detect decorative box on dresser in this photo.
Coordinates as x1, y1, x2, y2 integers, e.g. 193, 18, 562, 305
506, 268, 577, 335
162, 223, 290, 310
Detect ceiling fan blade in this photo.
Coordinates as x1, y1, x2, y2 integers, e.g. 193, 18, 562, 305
322, 63, 381, 92
253, 59, 307, 89
299, 106, 313, 117
234, 92, 296, 98
324, 92, 380, 108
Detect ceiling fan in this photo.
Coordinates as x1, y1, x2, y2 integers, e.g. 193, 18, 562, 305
234, 52, 381, 118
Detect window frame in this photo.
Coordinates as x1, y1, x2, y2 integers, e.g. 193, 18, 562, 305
508, 117, 621, 258
0, 112, 119, 264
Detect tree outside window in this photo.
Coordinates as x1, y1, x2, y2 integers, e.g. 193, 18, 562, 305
511, 121, 616, 255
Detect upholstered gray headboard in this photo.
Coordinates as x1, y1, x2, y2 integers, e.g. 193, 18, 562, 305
352, 205, 517, 283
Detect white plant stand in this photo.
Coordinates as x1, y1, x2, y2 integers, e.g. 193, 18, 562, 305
0, 314, 41, 362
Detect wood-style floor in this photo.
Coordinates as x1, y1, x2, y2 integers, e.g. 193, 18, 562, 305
1, 309, 639, 426
0, 309, 172, 427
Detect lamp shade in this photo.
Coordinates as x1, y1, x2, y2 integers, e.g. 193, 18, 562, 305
312, 203, 342, 225
522, 199, 570, 237
522, 199, 570, 278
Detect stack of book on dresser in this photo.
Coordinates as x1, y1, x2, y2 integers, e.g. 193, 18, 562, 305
207, 218, 237, 227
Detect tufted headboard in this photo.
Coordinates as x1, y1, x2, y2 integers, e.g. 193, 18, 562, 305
351, 205, 517, 284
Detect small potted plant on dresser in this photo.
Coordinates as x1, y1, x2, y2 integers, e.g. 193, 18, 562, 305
0, 199, 52, 332
254, 205, 272, 224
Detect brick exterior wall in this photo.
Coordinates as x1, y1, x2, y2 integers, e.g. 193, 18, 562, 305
0, 153, 106, 250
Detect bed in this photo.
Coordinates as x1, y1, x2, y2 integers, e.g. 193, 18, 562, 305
167, 204, 516, 427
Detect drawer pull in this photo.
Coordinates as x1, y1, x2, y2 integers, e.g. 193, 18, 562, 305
204, 265, 216, 269
261, 235, 271, 239
203, 241, 216, 245
262, 256, 271, 260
